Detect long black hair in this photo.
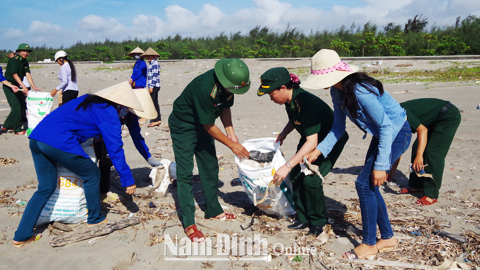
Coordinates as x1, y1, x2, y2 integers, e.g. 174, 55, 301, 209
76, 94, 117, 111
59, 57, 77, 82
341, 72, 384, 119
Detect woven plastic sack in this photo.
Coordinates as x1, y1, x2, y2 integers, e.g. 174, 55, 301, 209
235, 137, 295, 216
26, 90, 53, 136
36, 139, 96, 225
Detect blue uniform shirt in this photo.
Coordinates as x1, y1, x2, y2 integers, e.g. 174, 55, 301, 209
130, 59, 147, 88
30, 95, 145, 187
0, 66, 6, 82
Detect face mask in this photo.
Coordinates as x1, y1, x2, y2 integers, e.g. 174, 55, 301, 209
118, 106, 129, 118
134, 55, 141, 60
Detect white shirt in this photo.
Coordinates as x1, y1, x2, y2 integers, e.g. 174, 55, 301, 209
56, 63, 79, 92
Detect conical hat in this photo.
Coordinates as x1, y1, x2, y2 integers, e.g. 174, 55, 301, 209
128, 47, 144, 56
93, 81, 144, 111
130, 88, 158, 119
141, 47, 159, 57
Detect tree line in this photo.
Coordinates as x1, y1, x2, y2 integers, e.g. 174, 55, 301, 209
1, 14, 479, 63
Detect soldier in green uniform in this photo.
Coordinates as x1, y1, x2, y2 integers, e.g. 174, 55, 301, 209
2, 43, 41, 135
387, 98, 461, 205
169, 58, 250, 242
258, 67, 349, 236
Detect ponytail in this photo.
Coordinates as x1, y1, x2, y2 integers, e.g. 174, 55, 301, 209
67, 59, 76, 82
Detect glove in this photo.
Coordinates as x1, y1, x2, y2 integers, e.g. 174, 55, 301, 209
148, 157, 163, 167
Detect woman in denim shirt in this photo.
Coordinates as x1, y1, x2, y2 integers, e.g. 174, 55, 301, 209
302, 49, 412, 259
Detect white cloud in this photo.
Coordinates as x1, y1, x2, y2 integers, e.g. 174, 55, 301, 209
78, 15, 122, 32
28, 21, 62, 34
198, 4, 224, 28
3, 29, 24, 39
164, 5, 197, 33
2, 0, 479, 50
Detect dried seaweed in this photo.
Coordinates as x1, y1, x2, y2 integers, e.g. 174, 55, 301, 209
0, 157, 18, 166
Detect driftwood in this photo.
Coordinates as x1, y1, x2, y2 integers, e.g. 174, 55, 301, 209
341, 259, 431, 269
432, 230, 467, 243
52, 221, 73, 232
50, 217, 140, 247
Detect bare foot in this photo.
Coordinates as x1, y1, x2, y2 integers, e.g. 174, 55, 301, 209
214, 213, 225, 219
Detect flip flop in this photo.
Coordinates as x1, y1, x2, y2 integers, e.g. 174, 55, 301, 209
12, 233, 42, 248
342, 249, 376, 260
86, 219, 112, 227
416, 196, 437, 205
378, 241, 399, 253
148, 121, 162, 127
399, 187, 423, 194
206, 213, 236, 220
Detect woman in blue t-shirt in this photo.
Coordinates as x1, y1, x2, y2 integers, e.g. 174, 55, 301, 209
12, 82, 152, 247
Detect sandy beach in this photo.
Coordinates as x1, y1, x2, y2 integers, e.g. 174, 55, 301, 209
1, 58, 479, 269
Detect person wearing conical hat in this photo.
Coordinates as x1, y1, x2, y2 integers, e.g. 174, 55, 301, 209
302, 49, 411, 259
169, 58, 250, 242
2, 43, 42, 135
258, 67, 349, 237
141, 47, 162, 127
128, 47, 147, 90
11, 81, 157, 247
94, 87, 162, 201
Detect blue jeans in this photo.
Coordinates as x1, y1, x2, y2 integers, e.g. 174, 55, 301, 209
356, 120, 411, 245
14, 139, 105, 241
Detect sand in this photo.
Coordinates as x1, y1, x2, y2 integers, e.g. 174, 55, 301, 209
0, 58, 479, 269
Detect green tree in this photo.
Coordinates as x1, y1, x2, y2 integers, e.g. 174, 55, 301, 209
404, 15, 428, 33
330, 39, 352, 55
356, 32, 378, 56
436, 36, 470, 55
419, 33, 437, 55
180, 47, 196, 59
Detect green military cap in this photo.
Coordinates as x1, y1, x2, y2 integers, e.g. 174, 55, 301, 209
16, 43, 33, 52
214, 58, 251, 94
257, 67, 291, 96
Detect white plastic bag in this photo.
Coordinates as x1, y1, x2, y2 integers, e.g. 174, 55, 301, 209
150, 159, 177, 194
235, 137, 295, 216
26, 91, 53, 136
36, 139, 96, 225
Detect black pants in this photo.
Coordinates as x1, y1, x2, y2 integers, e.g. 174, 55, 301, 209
150, 87, 161, 122
93, 139, 112, 194
61, 90, 79, 106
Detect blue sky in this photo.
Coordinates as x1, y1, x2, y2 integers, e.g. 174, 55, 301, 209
1, 0, 479, 50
